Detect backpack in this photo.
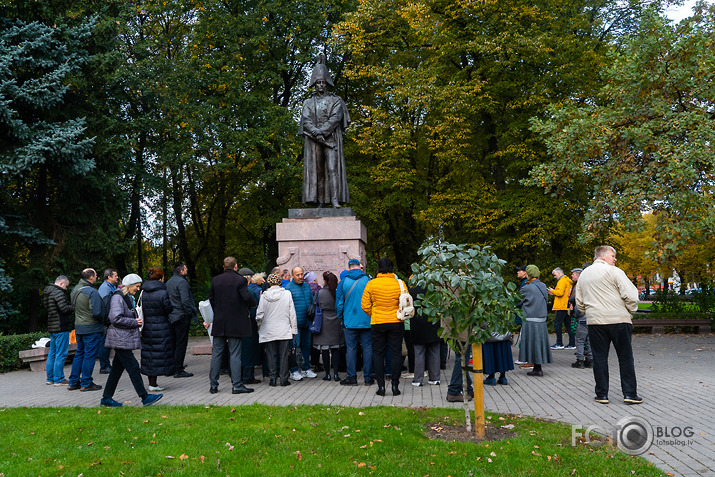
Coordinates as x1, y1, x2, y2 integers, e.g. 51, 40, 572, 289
395, 277, 415, 321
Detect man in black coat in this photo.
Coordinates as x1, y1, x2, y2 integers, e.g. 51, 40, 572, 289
43, 275, 74, 385
208, 256, 257, 394
166, 261, 198, 378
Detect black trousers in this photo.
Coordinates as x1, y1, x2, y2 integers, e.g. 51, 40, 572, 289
171, 316, 191, 374
102, 349, 147, 400
372, 322, 404, 388
264, 340, 291, 382
588, 323, 638, 397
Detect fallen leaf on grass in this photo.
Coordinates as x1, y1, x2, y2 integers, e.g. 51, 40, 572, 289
358, 411, 365, 415
490, 452, 496, 457
488, 458, 492, 463
360, 445, 367, 449
532, 451, 541, 457
200, 456, 205, 463
296, 451, 302, 461
179, 454, 188, 460
89, 462, 101, 467
166, 456, 175, 459
357, 463, 366, 468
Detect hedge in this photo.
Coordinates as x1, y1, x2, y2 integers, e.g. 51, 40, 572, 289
0, 332, 46, 373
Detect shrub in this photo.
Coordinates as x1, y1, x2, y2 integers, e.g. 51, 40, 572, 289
0, 332, 46, 373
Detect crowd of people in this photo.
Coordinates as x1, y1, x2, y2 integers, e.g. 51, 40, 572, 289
41, 244, 642, 407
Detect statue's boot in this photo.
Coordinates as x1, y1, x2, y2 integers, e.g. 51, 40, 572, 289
329, 175, 341, 208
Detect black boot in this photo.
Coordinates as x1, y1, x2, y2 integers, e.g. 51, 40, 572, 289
392, 383, 401, 396
322, 373, 331, 381
584, 359, 593, 368
376, 386, 386, 396
571, 360, 585, 369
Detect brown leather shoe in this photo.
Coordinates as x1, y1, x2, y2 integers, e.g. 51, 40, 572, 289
519, 363, 534, 368
446, 393, 463, 402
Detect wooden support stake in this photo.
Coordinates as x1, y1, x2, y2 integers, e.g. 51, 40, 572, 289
472, 342, 485, 439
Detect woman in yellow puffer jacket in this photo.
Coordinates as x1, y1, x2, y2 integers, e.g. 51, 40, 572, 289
361, 257, 406, 396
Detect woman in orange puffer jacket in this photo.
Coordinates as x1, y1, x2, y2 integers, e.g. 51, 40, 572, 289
361, 257, 406, 397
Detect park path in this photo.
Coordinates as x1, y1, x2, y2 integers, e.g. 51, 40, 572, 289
1, 333, 712, 477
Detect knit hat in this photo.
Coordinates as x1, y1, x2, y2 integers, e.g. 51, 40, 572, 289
266, 273, 282, 287
122, 274, 142, 286
571, 267, 583, 274
304, 271, 317, 282
525, 265, 540, 278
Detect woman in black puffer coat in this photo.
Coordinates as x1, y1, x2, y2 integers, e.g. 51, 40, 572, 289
140, 268, 174, 391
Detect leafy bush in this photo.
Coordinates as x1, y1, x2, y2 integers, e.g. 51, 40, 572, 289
691, 283, 715, 313
0, 332, 46, 372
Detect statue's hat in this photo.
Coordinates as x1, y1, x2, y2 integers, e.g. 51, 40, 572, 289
309, 53, 334, 87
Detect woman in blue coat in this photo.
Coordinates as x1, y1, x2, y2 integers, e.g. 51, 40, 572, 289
140, 268, 174, 391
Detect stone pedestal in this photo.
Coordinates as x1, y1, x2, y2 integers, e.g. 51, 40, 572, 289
276, 208, 366, 286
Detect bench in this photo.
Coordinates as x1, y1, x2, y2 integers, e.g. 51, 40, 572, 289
631, 319, 711, 334
18, 343, 77, 372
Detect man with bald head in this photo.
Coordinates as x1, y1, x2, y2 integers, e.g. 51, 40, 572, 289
68, 268, 104, 392
285, 266, 316, 381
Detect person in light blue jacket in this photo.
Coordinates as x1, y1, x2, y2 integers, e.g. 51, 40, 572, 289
335, 259, 373, 386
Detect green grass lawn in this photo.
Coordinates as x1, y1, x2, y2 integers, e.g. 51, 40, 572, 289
0, 405, 665, 476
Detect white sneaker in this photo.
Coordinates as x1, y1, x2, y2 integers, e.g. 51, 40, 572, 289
290, 371, 304, 381
301, 369, 318, 378
428, 380, 440, 385
411, 381, 423, 387
514, 360, 526, 365
148, 385, 165, 392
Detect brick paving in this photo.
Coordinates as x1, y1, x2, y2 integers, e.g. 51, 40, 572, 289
0, 333, 712, 476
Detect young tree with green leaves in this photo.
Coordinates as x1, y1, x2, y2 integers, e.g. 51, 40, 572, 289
411, 240, 519, 437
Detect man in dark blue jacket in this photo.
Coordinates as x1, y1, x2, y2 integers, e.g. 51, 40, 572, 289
166, 261, 198, 378
285, 266, 315, 381
336, 259, 373, 385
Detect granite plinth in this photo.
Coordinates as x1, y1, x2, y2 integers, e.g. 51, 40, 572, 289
276, 211, 367, 285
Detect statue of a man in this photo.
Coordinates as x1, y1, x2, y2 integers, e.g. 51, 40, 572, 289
298, 54, 350, 208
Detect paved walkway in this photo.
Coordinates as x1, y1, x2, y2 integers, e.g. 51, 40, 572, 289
1, 333, 713, 476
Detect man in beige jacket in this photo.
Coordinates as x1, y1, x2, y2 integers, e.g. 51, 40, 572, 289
575, 245, 641, 405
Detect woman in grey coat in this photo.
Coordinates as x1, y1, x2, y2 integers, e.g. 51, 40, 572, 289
100, 274, 163, 407
517, 265, 552, 377
312, 271, 345, 381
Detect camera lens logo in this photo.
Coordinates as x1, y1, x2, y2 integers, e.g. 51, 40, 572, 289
616, 416, 653, 455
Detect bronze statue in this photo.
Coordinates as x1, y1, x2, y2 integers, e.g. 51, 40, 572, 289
298, 54, 350, 208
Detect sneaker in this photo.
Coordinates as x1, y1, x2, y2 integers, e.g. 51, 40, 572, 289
428, 380, 440, 385
497, 376, 508, 385
514, 360, 526, 365
148, 385, 165, 392
100, 397, 123, 407
142, 393, 163, 406
550, 344, 564, 350
290, 371, 303, 381
80, 383, 103, 392
340, 377, 358, 386
411, 381, 423, 387
99, 367, 112, 374
301, 369, 318, 378
67, 383, 81, 391
54, 379, 69, 386
594, 395, 609, 404
46, 381, 54, 385
401, 372, 414, 379
483, 377, 497, 386
624, 395, 643, 405
564, 345, 576, 350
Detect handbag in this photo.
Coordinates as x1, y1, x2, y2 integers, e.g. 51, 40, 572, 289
306, 291, 318, 321
396, 277, 415, 321
309, 293, 323, 334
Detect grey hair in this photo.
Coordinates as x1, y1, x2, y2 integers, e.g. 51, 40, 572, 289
54, 275, 69, 286
594, 245, 616, 261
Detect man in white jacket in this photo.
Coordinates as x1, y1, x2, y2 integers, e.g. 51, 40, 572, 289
575, 245, 641, 405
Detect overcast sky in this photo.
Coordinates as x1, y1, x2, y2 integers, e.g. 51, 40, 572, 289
665, 0, 712, 22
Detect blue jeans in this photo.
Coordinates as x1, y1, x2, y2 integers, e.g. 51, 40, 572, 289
447, 342, 473, 395
97, 333, 111, 370
344, 328, 373, 382
46, 331, 70, 383
69, 332, 103, 388
290, 326, 312, 373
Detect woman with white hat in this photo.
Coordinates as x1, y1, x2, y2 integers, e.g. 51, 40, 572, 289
101, 273, 163, 407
